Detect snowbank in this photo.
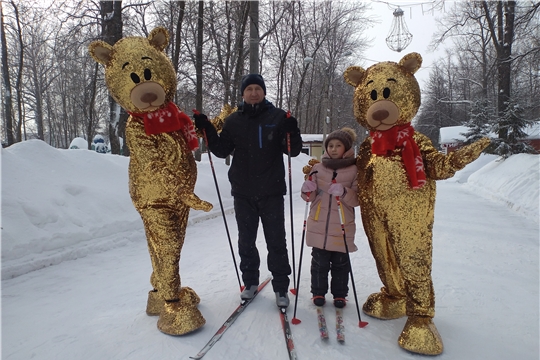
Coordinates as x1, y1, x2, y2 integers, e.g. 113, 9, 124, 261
2, 140, 537, 279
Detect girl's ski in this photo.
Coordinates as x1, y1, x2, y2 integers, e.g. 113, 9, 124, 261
316, 306, 345, 342
336, 307, 345, 343
316, 306, 329, 339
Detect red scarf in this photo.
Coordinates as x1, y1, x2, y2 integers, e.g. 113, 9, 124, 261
370, 123, 426, 189
129, 102, 199, 151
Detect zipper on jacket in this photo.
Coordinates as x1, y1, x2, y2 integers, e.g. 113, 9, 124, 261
258, 125, 262, 148
322, 193, 333, 250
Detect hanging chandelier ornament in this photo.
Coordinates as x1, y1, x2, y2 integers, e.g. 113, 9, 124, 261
385, 7, 413, 52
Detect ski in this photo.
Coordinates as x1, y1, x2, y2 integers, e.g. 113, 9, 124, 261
279, 307, 298, 360
336, 307, 345, 343
190, 276, 272, 360
316, 306, 329, 340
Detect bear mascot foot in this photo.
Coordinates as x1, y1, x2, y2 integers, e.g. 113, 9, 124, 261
146, 290, 161, 316
157, 288, 205, 335
362, 291, 406, 319
147, 286, 201, 316
398, 316, 444, 355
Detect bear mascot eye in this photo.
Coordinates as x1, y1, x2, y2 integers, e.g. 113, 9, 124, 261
131, 73, 140, 84
144, 68, 151, 80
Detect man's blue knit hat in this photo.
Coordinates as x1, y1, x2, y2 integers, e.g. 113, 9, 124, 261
240, 74, 266, 95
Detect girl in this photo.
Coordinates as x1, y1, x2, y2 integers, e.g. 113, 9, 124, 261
301, 127, 359, 308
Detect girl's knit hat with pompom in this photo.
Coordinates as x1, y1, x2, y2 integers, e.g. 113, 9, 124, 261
324, 127, 357, 151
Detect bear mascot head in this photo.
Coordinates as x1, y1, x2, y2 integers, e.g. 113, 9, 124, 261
89, 27, 213, 336
343, 52, 489, 355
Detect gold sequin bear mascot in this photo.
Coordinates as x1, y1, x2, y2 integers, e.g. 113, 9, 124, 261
88, 27, 213, 335
343, 53, 490, 355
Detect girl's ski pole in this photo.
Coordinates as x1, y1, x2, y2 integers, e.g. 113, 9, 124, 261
332, 171, 368, 328
292, 171, 318, 324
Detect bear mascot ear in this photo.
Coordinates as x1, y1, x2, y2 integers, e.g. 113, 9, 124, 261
88, 27, 169, 66
88, 41, 113, 66
343, 66, 366, 88
148, 27, 169, 52
399, 52, 423, 75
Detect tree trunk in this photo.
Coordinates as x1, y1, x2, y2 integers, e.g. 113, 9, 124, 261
172, 1, 185, 75
11, 1, 23, 142
32, 70, 44, 140
249, 1, 259, 74
482, 1, 515, 140
193, 1, 204, 161
100, 0, 124, 154
0, 2, 14, 146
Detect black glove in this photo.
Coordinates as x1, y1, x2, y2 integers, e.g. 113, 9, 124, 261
193, 112, 212, 131
280, 116, 298, 134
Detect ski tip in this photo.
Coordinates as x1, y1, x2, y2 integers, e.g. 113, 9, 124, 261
359, 321, 369, 328
291, 318, 301, 325
289, 288, 297, 295
240, 285, 245, 291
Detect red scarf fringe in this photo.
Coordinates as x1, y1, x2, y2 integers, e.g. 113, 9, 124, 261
129, 102, 199, 151
370, 124, 426, 189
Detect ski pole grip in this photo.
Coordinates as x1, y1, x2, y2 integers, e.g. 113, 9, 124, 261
191, 109, 209, 146
305, 170, 318, 199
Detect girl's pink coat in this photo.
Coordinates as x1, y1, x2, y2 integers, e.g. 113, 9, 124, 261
301, 149, 359, 253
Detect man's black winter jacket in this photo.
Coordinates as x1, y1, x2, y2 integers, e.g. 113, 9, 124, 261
205, 100, 303, 199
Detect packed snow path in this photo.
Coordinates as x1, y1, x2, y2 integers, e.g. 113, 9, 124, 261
2, 181, 538, 360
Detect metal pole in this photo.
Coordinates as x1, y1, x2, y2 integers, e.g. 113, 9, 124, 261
331, 171, 368, 328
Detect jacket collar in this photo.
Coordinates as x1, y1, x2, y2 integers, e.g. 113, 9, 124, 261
321, 148, 356, 170
239, 99, 272, 116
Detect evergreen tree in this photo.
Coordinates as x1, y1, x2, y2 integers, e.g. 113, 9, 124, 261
461, 98, 491, 145
489, 99, 536, 158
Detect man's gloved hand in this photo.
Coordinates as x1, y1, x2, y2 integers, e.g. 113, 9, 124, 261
301, 179, 317, 193
328, 183, 345, 197
192, 111, 212, 131
280, 116, 298, 134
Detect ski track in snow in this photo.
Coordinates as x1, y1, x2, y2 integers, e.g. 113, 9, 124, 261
2, 181, 539, 360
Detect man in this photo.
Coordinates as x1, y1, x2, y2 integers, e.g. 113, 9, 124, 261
193, 74, 302, 308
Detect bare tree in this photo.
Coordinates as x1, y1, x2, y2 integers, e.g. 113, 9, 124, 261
99, 1, 124, 154
206, 1, 250, 107
6, 1, 25, 143
1, 1, 14, 146
433, 1, 539, 141
249, 1, 259, 73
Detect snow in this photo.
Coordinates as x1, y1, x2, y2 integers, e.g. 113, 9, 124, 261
439, 126, 467, 144
2, 140, 539, 360
526, 122, 540, 140
68, 137, 89, 149
300, 134, 324, 142
440, 123, 540, 144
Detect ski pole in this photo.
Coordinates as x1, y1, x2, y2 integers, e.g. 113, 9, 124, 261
332, 171, 368, 328
292, 171, 318, 325
285, 110, 297, 295
193, 109, 243, 292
